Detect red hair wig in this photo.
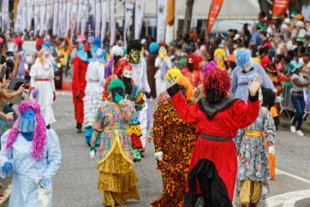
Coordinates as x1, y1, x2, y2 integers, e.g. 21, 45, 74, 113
114, 58, 132, 78
203, 68, 231, 97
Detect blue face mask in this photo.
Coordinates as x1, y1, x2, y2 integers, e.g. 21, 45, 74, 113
19, 109, 36, 133
77, 42, 89, 62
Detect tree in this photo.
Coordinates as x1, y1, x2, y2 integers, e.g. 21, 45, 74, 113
183, 0, 195, 36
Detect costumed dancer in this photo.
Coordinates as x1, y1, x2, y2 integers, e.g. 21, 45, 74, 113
262, 87, 279, 180
0, 101, 61, 207
102, 46, 125, 100
234, 89, 276, 207
127, 40, 151, 155
89, 79, 140, 207
72, 35, 91, 133
30, 42, 56, 129
155, 43, 172, 98
90, 37, 107, 63
83, 48, 106, 146
231, 49, 275, 102
151, 73, 196, 207
147, 42, 160, 99
166, 68, 263, 206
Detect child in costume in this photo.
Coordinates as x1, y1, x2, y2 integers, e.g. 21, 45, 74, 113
262, 87, 278, 180
90, 79, 140, 207
155, 43, 172, 98
166, 68, 262, 206
234, 89, 276, 207
151, 73, 196, 207
83, 48, 106, 146
0, 101, 61, 207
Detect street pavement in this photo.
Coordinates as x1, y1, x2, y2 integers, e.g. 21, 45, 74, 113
16, 94, 310, 207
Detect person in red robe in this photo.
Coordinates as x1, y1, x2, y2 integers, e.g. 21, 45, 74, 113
166, 68, 262, 206
72, 35, 91, 133
182, 53, 203, 89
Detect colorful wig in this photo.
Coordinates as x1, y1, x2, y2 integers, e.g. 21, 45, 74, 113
187, 53, 203, 71
149, 42, 159, 53
203, 61, 216, 74
177, 75, 194, 100
108, 78, 125, 93
6, 101, 47, 160
164, 67, 182, 82
203, 68, 231, 97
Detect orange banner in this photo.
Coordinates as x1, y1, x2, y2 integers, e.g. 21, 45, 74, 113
206, 0, 224, 36
166, 0, 175, 26
272, 0, 290, 19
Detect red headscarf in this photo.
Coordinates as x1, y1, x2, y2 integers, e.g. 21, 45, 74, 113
187, 53, 203, 71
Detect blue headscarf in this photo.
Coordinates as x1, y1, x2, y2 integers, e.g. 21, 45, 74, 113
77, 42, 89, 62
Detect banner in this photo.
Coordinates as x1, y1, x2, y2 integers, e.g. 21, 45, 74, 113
77, 0, 84, 33
22, 0, 28, 31
39, 0, 46, 35
58, 0, 66, 37
80, 0, 89, 35
165, 0, 175, 43
124, 0, 134, 47
206, 0, 224, 35
87, 0, 95, 43
66, 0, 72, 37
134, 0, 145, 40
53, 0, 59, 36
70, 0, 79, 36
110, 0, 116, 46
27, 0, 34, 30
95, 0, 101, 37
34, 0, 40, 34
101, 0, 107, 46
272, 0, 289, 19
157, 0, 167, 42
46, 0, 52, 37
2, 0, 10, 32
15, 0, 23, 33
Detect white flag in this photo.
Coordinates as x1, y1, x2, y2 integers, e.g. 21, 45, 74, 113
95, 0, 101, 37
80, 0, 89, 35
110, 0, 115, 46
53, 0, 59, 36
124, 0, 134, 47
46, 0, 52, 36
77, 0, 84, 33
22, 0, 28, 31
34, 0, 40, 34
2, 0, 10, 32
70, 0, 79, 35
101, 0, 107, 45
157, 0, 167, 42
59, 0, 67, 37
27, 0, 34, 30
66, 0, 72, 36
15, 0, 23, 33
39, 0, 46, 35
134, 0, 145, 40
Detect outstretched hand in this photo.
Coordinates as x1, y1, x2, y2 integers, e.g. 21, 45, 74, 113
248, 75, 263, 97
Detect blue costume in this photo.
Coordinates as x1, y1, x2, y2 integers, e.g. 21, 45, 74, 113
90, 37, 107, 63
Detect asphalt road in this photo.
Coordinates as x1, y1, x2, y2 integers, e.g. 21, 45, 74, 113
8, 94, 310, 207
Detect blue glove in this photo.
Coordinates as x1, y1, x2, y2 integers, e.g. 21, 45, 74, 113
2, 162, 12, 175
114, 93, 124, 103
40, 177, 49, 189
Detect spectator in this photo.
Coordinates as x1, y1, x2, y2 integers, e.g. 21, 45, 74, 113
250, 24, 261, 50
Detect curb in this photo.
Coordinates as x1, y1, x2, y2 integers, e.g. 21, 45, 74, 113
0, 184, 11, 206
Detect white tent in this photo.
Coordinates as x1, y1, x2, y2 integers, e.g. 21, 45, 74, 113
114, 0, 260, 20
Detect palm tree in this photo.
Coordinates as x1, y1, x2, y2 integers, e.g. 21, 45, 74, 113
183, 0, 195, 36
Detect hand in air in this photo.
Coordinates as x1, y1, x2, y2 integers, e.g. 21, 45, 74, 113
248, 75, 262, 97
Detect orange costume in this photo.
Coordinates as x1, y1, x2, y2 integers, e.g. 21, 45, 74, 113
182, 53, 203, 88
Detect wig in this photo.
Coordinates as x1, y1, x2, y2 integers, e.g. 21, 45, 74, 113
6, 101, 47, 160
214, 48, 227, 60
114, 58, 132, 78
203, 61, 216, 75
203, 68, 231, 98
164, 67, 182, 82
108, 78, 125, 93
236, 49, 251, 67
149, 42, 159, 53
177, 75, 194, 100
127, 39, 142, 54
187, 53, 203, 71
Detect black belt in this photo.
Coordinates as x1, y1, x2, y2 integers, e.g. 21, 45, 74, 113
199, 134, 230, 141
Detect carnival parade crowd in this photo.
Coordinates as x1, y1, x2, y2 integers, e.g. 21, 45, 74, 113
0, 9, 309, 207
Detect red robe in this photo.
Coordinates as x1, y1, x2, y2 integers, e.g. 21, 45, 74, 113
72, 56, 88, 124
182, 68, 203, 88
170, 92, 260, 202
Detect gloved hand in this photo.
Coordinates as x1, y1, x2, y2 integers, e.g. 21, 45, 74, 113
114, 93, 124, 103
2, 162, 12, 175
53, 91, 56, 101
154, 151, 163, 161
269, 145, 275, 155
90, 146, 96, 159
39, 176, 49, 189
32, 88, 39, 99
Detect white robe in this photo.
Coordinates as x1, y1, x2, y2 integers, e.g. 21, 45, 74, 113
131, 57, 151, 94
83, 61, 105, 127
154, 57, 172, 99
30, 60, 56, 126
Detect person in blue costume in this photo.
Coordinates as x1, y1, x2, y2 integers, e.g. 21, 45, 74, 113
0, 101, 61, 207
90, 37, 107, 63
231, 49, 275, 103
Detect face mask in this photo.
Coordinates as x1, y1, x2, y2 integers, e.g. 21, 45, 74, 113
112, 87, 124, 102
123, 77, 132, 94
129, 49, 141, 64
188, 63, 194, 72
19, 109, 36, 133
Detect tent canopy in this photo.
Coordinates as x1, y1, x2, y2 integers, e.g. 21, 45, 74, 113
115, 0, 260, 20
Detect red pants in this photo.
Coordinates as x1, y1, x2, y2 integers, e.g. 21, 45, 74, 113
72, 91, 85, 124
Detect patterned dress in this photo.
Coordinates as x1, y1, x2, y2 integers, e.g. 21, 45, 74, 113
234, 107, 275, 207
151, 98, 196, 207
90, 100, 140, 207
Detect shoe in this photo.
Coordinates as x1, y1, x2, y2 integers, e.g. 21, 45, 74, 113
290, 126, 296, 133
296, 130, 304, 136
77, 128, 82, 133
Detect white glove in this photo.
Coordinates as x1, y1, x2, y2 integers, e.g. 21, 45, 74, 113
154, 151, 163, 161
90, 150, 96, 159
268, 146, 275, 155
